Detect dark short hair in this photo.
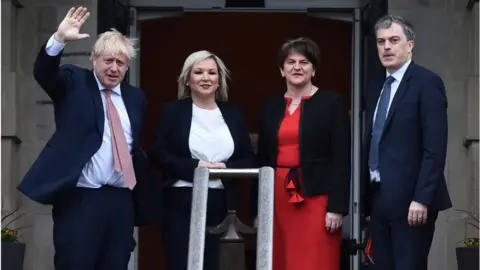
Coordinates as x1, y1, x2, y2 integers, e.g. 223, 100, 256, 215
375, 14, 415, 41
277, 37, 321, 69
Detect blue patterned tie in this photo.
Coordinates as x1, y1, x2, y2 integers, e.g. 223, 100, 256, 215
368, 76, 395, 172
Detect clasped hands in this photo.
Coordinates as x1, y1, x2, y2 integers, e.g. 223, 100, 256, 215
198, 160, 226, 169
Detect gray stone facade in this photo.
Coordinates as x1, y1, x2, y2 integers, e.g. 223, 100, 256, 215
389, 2, 479, 270
1, 0, 478, 269
2, 1, 98, 269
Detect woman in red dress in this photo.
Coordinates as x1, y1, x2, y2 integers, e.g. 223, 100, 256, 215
253, 38, 351, 270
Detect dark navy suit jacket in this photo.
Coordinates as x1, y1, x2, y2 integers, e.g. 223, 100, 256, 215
147, 98, 255, 209
362, 61, 452, 216
17, 44, 162, 226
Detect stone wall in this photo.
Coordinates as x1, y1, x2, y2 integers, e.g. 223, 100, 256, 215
1, 0, 98, 269
1, 0, 477, 270
388, 1, 479, 270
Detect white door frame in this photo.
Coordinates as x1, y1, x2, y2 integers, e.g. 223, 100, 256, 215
128, 0, 366, 9
127, 6, 364, 270
351, 8, 363, 270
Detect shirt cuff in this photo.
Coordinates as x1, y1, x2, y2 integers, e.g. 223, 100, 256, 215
45, 34, 66, 56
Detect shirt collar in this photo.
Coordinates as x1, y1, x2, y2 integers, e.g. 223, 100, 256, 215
387, 59, 411, 83
93, 71, 122, 95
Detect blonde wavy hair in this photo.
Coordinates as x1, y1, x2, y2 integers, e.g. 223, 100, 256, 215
91, 28, 137, 61
177, 50, 231, 101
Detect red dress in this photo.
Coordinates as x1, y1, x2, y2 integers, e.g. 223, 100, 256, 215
273, 96, 342, 270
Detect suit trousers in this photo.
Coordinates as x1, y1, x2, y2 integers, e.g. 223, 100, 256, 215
162, 186, 227, 270
52, 186, 134, 270
370, 183, 438, 270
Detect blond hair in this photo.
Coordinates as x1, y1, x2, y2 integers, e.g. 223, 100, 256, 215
177, 50, 231, 101
91, 28, 137, 61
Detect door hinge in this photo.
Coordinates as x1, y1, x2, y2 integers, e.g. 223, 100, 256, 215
346, 238, 365, 255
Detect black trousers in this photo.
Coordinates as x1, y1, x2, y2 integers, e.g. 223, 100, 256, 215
370, 183, 438, 270
52, 186, 134, 270
162, 187, 227, 270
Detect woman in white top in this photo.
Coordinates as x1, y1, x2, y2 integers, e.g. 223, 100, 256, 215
148, 50, 254, 270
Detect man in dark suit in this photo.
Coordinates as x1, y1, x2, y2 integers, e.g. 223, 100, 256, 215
363, 14, 452, 270
17, 6, 161, 270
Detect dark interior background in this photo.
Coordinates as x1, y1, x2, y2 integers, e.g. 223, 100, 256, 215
138, 12, 352, 270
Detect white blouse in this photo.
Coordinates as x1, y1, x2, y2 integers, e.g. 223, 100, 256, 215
173, 104, 235, 189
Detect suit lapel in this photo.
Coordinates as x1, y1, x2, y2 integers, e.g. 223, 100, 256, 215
382, 63, 414, 134
120, 82, 139, 140
366, 79, 384, 136
87, 71, 104, 134
271, 96, 286, 139
178, 99, 193, 155
218, 102, 237, 143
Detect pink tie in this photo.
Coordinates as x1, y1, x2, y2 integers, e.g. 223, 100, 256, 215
105, 89, 137, 190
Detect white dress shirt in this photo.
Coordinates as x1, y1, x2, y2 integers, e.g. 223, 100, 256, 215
173, 104, 235, 189
370, 59, 412, 182
45, 35, 133, 188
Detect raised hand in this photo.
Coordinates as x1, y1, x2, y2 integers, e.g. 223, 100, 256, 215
54, 7, 90, 43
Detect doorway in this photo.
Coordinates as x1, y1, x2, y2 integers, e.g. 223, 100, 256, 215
136, 12, 353, 270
